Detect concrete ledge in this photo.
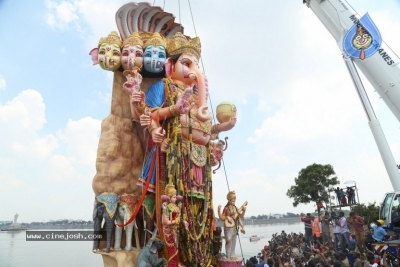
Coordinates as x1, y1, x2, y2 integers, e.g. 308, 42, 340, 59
95, 249, 140, 267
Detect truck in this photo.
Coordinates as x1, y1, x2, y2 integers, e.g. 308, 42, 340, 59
302, 0, 400, 239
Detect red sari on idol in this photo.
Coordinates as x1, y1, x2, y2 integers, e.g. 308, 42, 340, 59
163, 203, 180, 267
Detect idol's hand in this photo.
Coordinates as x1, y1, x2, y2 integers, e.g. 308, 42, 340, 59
175, 88, 193, 115
131, 91, 145, 108
151, 127, 165, 143
160, 138, 169, 153
218, 117, 237, 132
139, 112, 151, 127
123, 73, 141, 94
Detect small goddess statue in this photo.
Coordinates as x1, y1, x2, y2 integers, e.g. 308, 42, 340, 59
218, 191, 247, 260
162, 183, 186, 267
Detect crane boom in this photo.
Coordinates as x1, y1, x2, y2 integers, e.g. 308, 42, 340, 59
304, 0, 400, 194
304, 0, 400, 234
304, 0, 400, 122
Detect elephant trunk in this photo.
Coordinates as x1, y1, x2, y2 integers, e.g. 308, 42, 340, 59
128, 56, 134, 69
105, 55, 110, 69
188, 71, 210, 122
105, 218, 115, 253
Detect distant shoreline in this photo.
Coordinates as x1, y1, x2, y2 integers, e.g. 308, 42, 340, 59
217, 217, 301, 227
1, 218, 301, 230
26, 225, 94, 230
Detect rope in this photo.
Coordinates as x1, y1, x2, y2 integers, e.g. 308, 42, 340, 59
183, 0, 243, 261
147, 0, 240, 261
187, 0, 198, 37
178, 0, 182, 33
115, 116, 151, 229
234, 206, 245, 265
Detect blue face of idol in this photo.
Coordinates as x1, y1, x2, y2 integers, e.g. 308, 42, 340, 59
143, 45, 166, 73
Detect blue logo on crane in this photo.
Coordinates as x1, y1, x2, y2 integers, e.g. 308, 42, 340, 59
342, 13, 382, 60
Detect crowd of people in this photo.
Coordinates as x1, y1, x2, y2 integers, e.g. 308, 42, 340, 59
244, 211, 397, 267
334, 187, 357, 206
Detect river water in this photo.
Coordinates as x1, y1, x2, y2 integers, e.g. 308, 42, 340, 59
0, 222, 304, 267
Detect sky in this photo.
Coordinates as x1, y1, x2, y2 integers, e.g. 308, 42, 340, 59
1, 0, 400, 223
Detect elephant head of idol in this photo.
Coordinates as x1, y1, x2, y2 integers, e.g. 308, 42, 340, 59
165, 32, 210, 121
142, 32, 167, 74
121, 32, 144, 71
89, 31, 122, 71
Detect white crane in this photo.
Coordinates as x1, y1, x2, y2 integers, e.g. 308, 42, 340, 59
304, 0, 400, 234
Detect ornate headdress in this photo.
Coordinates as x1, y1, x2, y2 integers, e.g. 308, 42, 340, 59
96, 192, 119, 219
139, 32, 153, 44
119, 193, 137, 214
144, 32, 166, 48
165, 183, 177, 197
226, 191, 236, 201
122, 32, 144, 48
167, 32, 201, 59
98, 31, 122, 47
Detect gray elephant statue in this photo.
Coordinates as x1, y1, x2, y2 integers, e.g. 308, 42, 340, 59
136, 238, 167, 267
93, 193, 119, 253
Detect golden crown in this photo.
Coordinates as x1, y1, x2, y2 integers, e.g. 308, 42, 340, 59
122, 32, 144, 48
139, 32, 153, 44
167, 32, 201, 59
144, 32, 166, 48
165, 183, 177, 197
226, 191, 236, 201
99, 31, 122, 47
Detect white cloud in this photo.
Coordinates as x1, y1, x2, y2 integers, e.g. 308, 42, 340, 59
45, 155, 75, 181
256, 100, 272, 112
57, 117, 101, 167
249, 72, 362, 144
49, 193, 73, 204
0, 89, 58, 159
213, 168, 281, 216
0, 177, 24, 192
44, 0, 126, 49
45, 0, 78, 29
0, 75, 6, 91
0, 88, 100, 221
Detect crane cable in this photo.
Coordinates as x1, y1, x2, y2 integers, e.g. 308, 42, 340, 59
185, 0, 245, 263
152, 0, 243, 263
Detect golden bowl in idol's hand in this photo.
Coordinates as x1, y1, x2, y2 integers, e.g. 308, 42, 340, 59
216, 101, 237, 123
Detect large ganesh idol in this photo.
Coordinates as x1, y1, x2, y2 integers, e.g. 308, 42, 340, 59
89, 2, 238, 267
130, 32, 237, 266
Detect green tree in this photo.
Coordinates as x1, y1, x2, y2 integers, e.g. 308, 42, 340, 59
286, 163, 339, 211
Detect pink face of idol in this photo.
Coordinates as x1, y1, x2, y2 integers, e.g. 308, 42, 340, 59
121, 44, 143, 70
170, 53, 199, 88
170, 195, 177, 204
